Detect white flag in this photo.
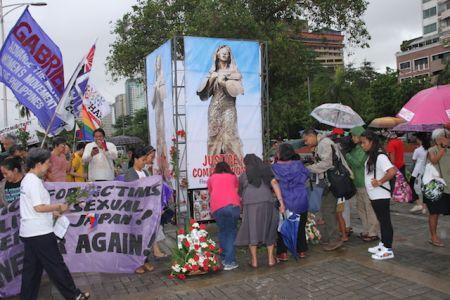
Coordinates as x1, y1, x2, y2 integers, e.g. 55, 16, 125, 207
83, 83, 111, 120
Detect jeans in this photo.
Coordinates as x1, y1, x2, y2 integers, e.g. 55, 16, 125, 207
371, 199, 394, 249
213, 205, 240, 265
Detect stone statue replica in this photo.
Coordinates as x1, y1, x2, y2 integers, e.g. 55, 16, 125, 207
152, 55, 170, 179
197, 45, 244, 163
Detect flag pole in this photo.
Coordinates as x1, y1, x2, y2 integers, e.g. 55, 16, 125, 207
40, 58, 85, 148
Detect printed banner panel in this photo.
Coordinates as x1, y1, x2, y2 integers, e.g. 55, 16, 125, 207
146, 40, 174, 181
184, 37, 263, 189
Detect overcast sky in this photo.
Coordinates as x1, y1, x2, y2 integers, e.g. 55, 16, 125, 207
2, 0, 423, 124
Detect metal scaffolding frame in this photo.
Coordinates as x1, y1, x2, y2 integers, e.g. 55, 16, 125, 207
171, 36, 190, 223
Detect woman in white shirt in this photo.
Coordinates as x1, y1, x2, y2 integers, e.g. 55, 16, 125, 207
20, 148, 90, 300
410, 133, 430, 213
360, 130, 397, 260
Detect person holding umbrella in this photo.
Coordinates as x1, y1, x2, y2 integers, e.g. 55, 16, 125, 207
425, 128, 450, 247
272, 143, 310, 260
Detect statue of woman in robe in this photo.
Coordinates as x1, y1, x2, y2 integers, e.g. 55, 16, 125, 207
152, 55, 170, 179
197, 45, 244, 163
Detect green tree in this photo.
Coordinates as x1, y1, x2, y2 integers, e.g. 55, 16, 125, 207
107, 0, 370, 139
112, 108, 149, 142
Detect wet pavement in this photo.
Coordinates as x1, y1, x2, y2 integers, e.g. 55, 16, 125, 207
7, 201, 450, 300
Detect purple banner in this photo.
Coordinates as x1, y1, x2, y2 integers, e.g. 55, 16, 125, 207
0, 176, 162, 298
0, 8, 64, 134
0, 201, 22, 298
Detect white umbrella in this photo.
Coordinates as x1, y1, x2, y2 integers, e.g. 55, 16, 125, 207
310, 103, 365, 129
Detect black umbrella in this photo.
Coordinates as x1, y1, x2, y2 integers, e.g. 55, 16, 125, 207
108, 135, 144, 146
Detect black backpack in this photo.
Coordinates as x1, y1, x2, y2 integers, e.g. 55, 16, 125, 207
326, 145, 356, 199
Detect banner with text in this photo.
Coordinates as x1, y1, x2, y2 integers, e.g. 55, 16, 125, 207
145, 40, 174, 181
184, 37, 263, 189
0, 176, 162, 298
0, 8, 65, 134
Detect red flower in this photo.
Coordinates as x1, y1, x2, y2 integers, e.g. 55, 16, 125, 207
168, 274, 175, 279
203, 259, 209, 267
213, 266, 219, 272
199, 224, 207, 230
178, 274, 186, 280
184, 264, 190, 271
192, 265, 199, 272
189, 219, 196, 225
209, 244, 215, 250
199, 236, 207, 243
203, 266, 209, 272
194, 244, 200, 251
218, 248, 223, 254
193, 255, 200, 261
183, 240, 190, 248
178, 228, 185, 235
204, 251, 210, 257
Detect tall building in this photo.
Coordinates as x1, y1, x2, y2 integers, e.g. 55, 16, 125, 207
101, 105, 114, 137
298, 29, 345, 70
114, 94, 128, 118
396, 0, 450, 81
125, 79, 146, 115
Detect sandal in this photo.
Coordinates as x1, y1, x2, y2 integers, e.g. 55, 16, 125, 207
362, 236, 380, 242
428, 239, 444, 247
76, 292, 90, 300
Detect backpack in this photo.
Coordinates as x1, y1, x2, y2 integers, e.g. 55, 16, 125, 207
326, 145, 356, 200
374, 153, 412, 203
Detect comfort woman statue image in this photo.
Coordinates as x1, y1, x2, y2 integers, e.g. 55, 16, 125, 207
152, 55, 170, 180
197, 45, 245, 163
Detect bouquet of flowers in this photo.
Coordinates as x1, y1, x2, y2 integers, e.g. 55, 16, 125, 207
65, 184, 96, 207
306, 213, 321, 244
169, 219, 221, 280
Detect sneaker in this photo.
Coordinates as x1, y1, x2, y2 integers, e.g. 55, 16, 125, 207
371, 249, 394, 260
410, 205, 423, 213
368, 242, 384, 254
223, 262, 239, 271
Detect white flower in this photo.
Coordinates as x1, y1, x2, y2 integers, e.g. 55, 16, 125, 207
172, 264, 181, 272
192, 222, 200, 228
201, 243, 208, 248
181, 267, 187, 273
188, 258, 196, 265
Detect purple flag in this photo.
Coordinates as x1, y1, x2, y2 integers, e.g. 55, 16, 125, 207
0, 8, 65, 134
0, 176, 162, 298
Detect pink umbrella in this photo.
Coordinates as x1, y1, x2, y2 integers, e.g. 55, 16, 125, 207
397, 85, 450, 125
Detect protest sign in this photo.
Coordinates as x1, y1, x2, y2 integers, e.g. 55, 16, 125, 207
0, 176, 162, 297
83, 83, 111, 121
0, 119, 40, 145
0, 201, 22, 298
0, 8, 65, 134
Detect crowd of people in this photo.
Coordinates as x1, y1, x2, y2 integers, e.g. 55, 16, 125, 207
0, 125, 449, 298
207, 126, 450, 270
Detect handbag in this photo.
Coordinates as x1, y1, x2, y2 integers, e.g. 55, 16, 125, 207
307, 179, 324, 213
421, 163, 445, 202
326, 146, 356, 199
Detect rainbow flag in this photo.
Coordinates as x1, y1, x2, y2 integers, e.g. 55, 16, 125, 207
80, 104, 100, 141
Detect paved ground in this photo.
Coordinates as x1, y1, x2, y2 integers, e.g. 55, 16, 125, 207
7, 201, 450, 300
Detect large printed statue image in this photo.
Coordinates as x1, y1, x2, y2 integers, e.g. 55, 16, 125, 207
197, 45, 244, 163
152, 55, 170, 180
